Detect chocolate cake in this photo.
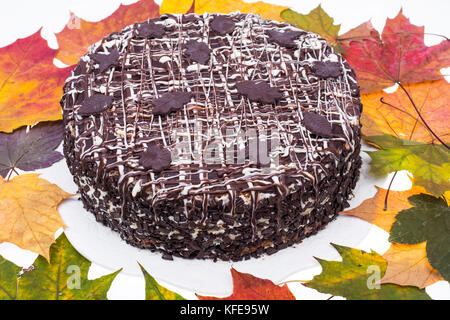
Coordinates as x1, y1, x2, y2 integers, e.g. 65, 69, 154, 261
61, 12, 362, 261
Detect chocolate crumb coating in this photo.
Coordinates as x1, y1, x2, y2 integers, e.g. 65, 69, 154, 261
60, 12, 362, 261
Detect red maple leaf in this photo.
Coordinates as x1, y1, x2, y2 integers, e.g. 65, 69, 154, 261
341, 10, 450, 94
0, 31, 74, 132
196, 268, 295, 300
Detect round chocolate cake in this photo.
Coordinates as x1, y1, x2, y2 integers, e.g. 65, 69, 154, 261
61, 12, 362, 261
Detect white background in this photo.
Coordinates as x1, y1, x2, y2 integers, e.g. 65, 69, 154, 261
0, 0, 449, 300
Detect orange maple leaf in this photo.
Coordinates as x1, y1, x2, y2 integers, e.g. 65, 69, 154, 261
360, 80, 450, 143
55, 0, 160, 66
339, 185, 428, 232
0, 31, 73, 133
381, 243, 443, 288
0, 174, 73, 260
196, 268, 295, 300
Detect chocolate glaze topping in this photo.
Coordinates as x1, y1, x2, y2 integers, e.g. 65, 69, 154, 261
61, 12, 362, 261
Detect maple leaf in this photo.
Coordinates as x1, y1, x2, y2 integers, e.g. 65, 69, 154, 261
361, 80, 449, 144
160, 0, 195, 14
194, 0, 287, 22
0, 174, 72, 260
381, 243, 443, 288
280, 6, 344, 53
341, 10, 450, 94
0, 31, 73, 133
17, 233, 120, 300
339, 184, 428, 233
55, 0, 160, 65
365, 135, 450, 196
197, 268, 295, 300
138, 263, 186, 300
305, 244, 431, 300
0, 121, 63, 178
340, 183, 446, 288
0, 256, 21, 300
338, 21, 379, 44
389, 194, 450, 282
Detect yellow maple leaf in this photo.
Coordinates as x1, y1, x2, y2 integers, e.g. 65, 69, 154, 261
381, 243, 443, 288
0, 174, 73, 260
160, 0, 194, 14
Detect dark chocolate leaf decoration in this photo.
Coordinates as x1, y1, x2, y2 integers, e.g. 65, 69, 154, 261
267, 30, 304, 48
210, 16, 236, 35
236, 81, 282, 104
79, 94, 113, 115
73, 60, 87, 76
184, 40, 212, 65
312, 61, 342, 78
0, 121, 63, 177
140, 144, 172, 173
91, 48, 120, 73
302, 111, 336, 138
137, 20, 165, 38
152, 91, 192, 116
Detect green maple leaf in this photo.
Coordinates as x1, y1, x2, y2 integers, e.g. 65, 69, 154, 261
305, 244, 431, 300
17, 232, 121, 300
280, 5, 344, 53
365, 135, 450, 196
390, 194, 450, 282
139, 263, 185, 300
0, 256, 21, 300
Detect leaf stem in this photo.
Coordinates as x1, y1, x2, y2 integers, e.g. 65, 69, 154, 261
384, 171, 398, 211
277, 279, 307, 285
5, 169, 13, 181
397, 82, 449, 149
